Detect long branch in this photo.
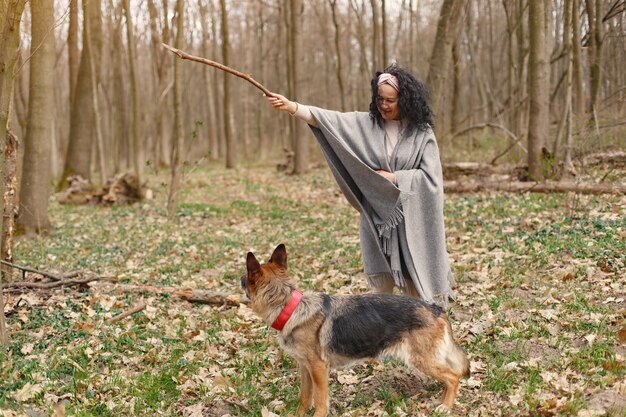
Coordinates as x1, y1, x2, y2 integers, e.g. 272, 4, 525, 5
0, 260, 80, 281
162, 43, 273, 96
4, 275, 113, 290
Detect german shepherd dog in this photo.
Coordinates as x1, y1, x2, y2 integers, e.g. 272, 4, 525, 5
241, 244, 469, 416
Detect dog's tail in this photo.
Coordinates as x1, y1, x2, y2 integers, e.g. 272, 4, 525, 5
445, 322, 470, 378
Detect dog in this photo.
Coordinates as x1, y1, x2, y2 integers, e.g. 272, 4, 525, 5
241, 244, 470, 416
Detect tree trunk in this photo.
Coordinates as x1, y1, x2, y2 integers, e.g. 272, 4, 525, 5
199, 0, 219, 161
0, 0, 26, 346
18, 0, 55, 234
109, 0, 126, 173
329, 0, 346, 111
370, 0, 380, 72
426, 0, 464, 138
147, 0, 171, 168
68, 0, 79, 107
123, 0, 142, 181
554, 0, 574, 173
167, 0, 185, 217
220, 0, 235, 169
451, 38, 461, 133
381, 0, 388, 66
62, 0, 102, 186
289, 0, 307, 174
527, 0, 549, 180
571, 0, 584, 117
584, 0, 603, 116
85, 1, 107, 185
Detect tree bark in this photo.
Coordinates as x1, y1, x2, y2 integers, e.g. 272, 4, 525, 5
18, 0, 55, 234
571, 0, 585, 117
85, 1, 107, 185
199, 0, 219, 161
288, 0, 307, 174
167, 0, 185, 217
68, 0, 79, 107
426, 0, 464, 138
370, 0, 380, 72
62, 0, 103, 186
220, 0, 235, 169
123, 0, 142, 181
584, 0, 603, 116
0, 0, 26, 346
381, 0, 388, 66
527, 0, 549, 180
329, 0, 346, 112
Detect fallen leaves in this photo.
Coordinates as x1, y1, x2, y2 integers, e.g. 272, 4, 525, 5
1, 166, 624, 416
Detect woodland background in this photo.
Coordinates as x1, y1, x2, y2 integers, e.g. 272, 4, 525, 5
0, 0, 625, 416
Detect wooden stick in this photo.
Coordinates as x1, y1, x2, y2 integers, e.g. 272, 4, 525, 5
101, 283, 247, 306
0, 260, 80, 281
161, 43, 273, 96
5, 275, 114, 290
106, 302, 147, 324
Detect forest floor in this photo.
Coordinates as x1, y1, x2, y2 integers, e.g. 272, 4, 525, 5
1, 163, 625, 417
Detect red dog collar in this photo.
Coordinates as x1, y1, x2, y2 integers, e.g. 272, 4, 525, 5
271, 290, 303, 331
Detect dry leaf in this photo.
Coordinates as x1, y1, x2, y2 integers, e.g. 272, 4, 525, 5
13, 383, 43, 402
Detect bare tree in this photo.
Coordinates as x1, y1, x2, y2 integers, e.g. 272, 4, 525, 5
553, 0, 574, 173
381, 0, 388, 65
426, 0, 464, 137
370, 0, 381, 72
18, 0, 55, 234
527, 0, 549, 180
123, 0, 142, 181
329, 0, 346, 111
220, 0, 235, 169
199, 0, 219, 160
62, 0, 103, 186
167, 0, 185, 217
0, 0, 26, 346
288, 0, 307, 174
68, 0, 79, 107
571, 0, 585, 117
585, 0, 604, 118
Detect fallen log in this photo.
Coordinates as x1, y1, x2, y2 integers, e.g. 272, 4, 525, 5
102, 283, 247, 306
442, 162, 521, 179
444, 180, 626, 195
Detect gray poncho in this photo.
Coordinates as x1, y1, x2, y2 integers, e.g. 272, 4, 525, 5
307, 107, 454, 307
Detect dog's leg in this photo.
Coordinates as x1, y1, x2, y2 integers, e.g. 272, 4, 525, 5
309, 359, 330, 417
440, 370, 461, 409
296, 363, 313, 416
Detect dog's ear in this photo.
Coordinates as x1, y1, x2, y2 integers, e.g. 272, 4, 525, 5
246, 252, 261, 283
269, 244, 288, 269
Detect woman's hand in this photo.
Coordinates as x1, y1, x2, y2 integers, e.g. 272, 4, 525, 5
376, 170, 397, 184
265, 93, 298, 115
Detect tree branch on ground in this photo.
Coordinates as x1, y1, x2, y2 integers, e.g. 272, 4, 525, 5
0, 260, 81, 281
4, 274, 114, 290
444, 180, 626, 195
102, 283, 247, 306
106, 301, 147, 323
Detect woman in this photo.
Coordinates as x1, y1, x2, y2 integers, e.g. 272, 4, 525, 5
266, 64, 455, 307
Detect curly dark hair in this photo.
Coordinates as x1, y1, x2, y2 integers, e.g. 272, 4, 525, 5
368, 64, 434, 134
